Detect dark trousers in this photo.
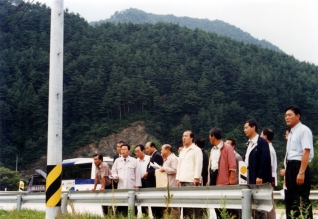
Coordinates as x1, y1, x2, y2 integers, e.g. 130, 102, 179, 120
285, 160, 313, 219
209, 169, 218, 186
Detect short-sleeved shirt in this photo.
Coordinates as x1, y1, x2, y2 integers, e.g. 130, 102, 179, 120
95, 162, 111, 186
287, 122, 314, 161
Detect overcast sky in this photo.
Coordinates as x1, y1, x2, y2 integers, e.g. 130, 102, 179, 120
36, 0, 318, 65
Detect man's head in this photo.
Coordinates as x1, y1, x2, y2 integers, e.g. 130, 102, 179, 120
285, 106, 301, 128
116, 140, 125, 154
134, 144, 145, 159
209, 127, 222, 145
182, 130, 194, 147
260, 128, 274, 143
244, 119, 258, 139
120, 143, 130, 158
161, 144, 172, 159
195, 138, 205, 150
145, 142, 156, 155
93, 154, 103, 167
225, 138, 236, 150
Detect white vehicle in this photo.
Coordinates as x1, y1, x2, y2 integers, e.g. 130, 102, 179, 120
62, 157, 113, 191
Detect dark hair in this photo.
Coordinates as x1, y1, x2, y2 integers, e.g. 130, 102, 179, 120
148, 142, 156, 148
184, 130, 194, 140
135, 144, 145, 151
195, 138, 205, 149
262, 128, 274, 141
209, 127, 222, 139
245, 119, 258, 132
93, 154, 103, 161
226, 138, 236, 147
117, 140, 126, 145
121, 143, 130, 150
285, 106, 301, 118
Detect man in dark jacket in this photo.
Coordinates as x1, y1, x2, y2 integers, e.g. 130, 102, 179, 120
143, 141, 164, 218
243, 119, 272, 219
195, 138, 209, 186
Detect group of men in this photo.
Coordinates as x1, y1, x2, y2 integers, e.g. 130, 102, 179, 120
91, 106, 314, 219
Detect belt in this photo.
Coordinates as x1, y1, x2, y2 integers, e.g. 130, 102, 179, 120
210, 169, 218, 173
287, 160, 301, 163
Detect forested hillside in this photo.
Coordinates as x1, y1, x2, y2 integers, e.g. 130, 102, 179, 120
1, 1, 318, 172
91, 8, 281, 52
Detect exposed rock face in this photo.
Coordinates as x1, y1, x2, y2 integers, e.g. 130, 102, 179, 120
71, 121, 154, 158
21, 121, 154, 177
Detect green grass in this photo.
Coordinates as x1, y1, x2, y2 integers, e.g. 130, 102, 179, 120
0, 209, 45, 219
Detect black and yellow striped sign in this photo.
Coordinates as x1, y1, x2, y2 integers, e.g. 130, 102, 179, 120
46, 165, 62, 206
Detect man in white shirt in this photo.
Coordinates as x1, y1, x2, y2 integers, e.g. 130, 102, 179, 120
134, 144, 150, 188
112, 143, 141, 189
261, 128, 277, 219
160, 144, 180, 218
176, 130, 203, 218
284, 106, 314, 219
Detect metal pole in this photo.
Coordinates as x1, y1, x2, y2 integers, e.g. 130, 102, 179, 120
61, 193, 68, 214
46, 0, 64, 218
242, 189, 252, 219
128, 191, 135, 218
17, 195, 21, 211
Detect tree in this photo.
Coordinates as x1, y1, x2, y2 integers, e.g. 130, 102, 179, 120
0, 167, 21, 191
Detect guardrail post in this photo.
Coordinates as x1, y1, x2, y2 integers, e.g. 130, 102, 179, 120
128, 191, 135, 218
61, 193, 68, 214
17, 195, 22, 211
242, 189, 251, 219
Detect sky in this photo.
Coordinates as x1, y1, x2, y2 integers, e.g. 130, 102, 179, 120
36, 0, 318, 66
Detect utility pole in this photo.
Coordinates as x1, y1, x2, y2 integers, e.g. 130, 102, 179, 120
46, 0, 64, 218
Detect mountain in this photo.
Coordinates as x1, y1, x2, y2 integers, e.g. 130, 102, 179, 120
1, 0, 318, 174
90, 8, 281, 52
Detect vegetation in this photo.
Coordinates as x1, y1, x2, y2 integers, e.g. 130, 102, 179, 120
0, 0, 318, 189
91, 8, 281, 52
0, 166, 22, 191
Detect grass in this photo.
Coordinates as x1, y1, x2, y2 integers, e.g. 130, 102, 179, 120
0, 209, 45, 219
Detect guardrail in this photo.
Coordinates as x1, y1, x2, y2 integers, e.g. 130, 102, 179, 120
1, 184, 274, 218
273, 190, 318, 200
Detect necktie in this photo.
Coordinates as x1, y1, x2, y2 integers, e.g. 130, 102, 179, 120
124, 158, 126, 162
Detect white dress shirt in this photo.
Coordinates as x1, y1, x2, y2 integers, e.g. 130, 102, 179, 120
176, 143, 203, 182
111, 156, 141, 189
137, 154, 150, 179
286, 122, 314, 161
269, 143, 277, 186
245, 134, 259, 167
210, 141, 224, 170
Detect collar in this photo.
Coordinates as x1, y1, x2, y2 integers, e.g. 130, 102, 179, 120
250, 134, 259, 144
291, 122, 302, 133
213, 141, 224, 149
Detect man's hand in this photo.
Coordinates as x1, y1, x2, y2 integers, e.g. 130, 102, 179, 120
297, 173, 305, 185
91, 188, 96, 192
142, 172, 148, 179
160, 167, 165, 172
229, 177, 236, 185
193, 178, 200, 186
256, 177, 263, 185
177, 181, 180, 187
280, 169, 285, 177
99, 187, 104, 192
